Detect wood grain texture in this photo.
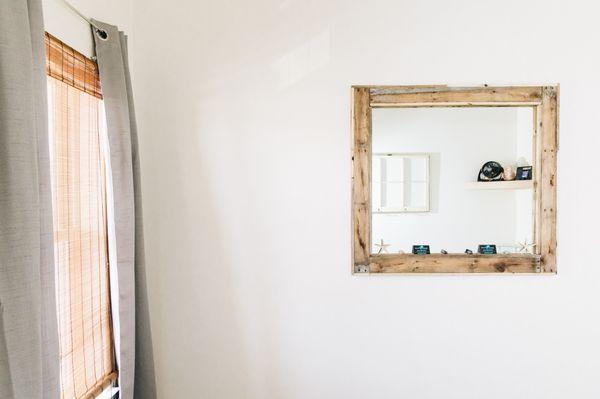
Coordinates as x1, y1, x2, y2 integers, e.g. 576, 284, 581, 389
352, 87, 371, 266
369, 254, 541, 273
538, 86, 558, 273
370, 86, 543, 107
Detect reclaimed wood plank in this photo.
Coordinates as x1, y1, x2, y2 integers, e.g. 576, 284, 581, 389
368, 254, 541, 274
370, 86, 543, 107
539, 86, 558, 273
352, 87, 372, 267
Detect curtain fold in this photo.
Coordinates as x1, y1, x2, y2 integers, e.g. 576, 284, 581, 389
0, 1, 60, 398
92, 20, 157, 399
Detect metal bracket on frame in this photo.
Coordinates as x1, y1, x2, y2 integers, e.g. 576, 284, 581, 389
534, 257, 542, 273
353, 264, 370, 274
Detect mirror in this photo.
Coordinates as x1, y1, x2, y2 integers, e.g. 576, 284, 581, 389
371, 107, 534, 255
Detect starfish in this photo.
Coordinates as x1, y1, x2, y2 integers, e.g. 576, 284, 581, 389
517, 239, 536, 254
375, 239, 390, 254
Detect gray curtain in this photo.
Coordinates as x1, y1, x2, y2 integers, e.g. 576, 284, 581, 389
0, 1, 60, 398
92, 20, 157, 399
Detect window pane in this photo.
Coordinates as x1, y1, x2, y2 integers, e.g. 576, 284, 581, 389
384, 156, 404, 181
405, 181, 428, 208
384, 182, 404, 208
408, 156, 428, 181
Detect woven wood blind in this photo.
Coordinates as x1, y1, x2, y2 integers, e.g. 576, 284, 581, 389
46, 33, 116, 399
45, 32, 102, 100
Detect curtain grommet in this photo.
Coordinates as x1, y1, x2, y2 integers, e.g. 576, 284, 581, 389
95, 28, 109, 41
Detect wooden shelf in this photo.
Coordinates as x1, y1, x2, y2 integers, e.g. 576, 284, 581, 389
465, 180, 533, 190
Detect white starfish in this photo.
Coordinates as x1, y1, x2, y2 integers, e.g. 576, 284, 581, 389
517, 239, 536, 254
374, 239, 390, 254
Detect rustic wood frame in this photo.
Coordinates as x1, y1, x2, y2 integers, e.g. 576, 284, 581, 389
351, 85, 558, 274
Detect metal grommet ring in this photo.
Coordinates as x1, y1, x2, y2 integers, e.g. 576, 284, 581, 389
95, 28, 109, 41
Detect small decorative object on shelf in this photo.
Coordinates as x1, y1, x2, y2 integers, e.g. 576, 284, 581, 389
440, 249, 448, 254
412, 245, 430, 255
477, 244, 497, 254
503, 165, 517, 181
517, 239, 536, 254
477, 161, 504, 182
375, 239, 390, 254
516, 166, 533, 180
465, 249, 473, 254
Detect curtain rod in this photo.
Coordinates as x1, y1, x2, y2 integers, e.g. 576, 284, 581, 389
56, 0, 108, 39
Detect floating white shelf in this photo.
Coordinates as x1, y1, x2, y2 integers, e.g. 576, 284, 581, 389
464, 180, 534, 190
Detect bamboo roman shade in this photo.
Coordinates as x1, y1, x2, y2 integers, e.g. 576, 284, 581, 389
46, 33, 116, 399
45, 32, 102, 99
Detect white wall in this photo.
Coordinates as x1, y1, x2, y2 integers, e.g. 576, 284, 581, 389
42, 0, 132, 57
372, 107, 530, 253
127, 0, 600, 398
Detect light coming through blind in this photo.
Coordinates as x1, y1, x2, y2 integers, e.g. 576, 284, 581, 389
47, 31, 117, 398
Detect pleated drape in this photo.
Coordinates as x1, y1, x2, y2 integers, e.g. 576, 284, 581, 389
0, 0, 60, 398
92, 20, 157, 399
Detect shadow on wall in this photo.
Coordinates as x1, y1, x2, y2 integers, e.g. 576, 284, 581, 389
138, 83, 257, 397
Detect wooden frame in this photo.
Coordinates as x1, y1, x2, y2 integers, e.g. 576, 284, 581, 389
351, 85, 558, 274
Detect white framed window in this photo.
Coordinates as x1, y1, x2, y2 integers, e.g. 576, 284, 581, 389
372, 153, 430, 213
